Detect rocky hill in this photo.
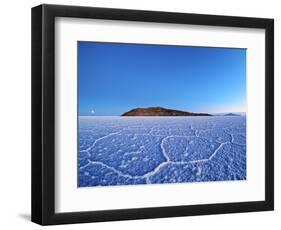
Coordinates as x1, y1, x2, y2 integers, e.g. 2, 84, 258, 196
121, 107, 211, 116
224, 113, 240, 116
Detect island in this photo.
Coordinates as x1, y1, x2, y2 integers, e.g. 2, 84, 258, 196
121, 107, 212, 116
224, 113, 241, 116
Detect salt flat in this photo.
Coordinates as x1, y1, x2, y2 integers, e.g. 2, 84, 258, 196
78, 116, 246, 187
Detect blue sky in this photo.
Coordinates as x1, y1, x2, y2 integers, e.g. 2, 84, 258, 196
78, 41, 246, 116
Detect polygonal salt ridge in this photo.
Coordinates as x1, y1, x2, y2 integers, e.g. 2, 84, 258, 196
196, 129, 232, 143
78, 116, 246, 187
209, 142, 246, 179
161, 135, 221, 163
83, 131, 123, 153
232, 134, 246, 145
88, 133, 166, 177
206, 142, 246, 168
149, 142, 246, 184
79, 133, 110, 151
78, 161, 146, 187
223, 127, 246, 135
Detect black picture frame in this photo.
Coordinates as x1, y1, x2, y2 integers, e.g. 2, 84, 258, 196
31, 4, 274, 225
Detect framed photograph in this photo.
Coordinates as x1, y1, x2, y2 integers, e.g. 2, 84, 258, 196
31, 4, 274, 225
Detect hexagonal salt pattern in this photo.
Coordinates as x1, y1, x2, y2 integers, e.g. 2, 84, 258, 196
78, 116, 246, 187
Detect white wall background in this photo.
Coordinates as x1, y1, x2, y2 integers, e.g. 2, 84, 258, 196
0, 0, 279, 228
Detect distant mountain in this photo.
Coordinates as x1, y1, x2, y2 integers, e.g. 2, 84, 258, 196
224, 113, 241, 116
121, 107, 212, 116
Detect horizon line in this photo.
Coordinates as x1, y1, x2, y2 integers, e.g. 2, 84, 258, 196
79, 112, 247, 116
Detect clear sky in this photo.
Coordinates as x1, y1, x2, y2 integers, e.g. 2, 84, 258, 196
78, 41, 246, 116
